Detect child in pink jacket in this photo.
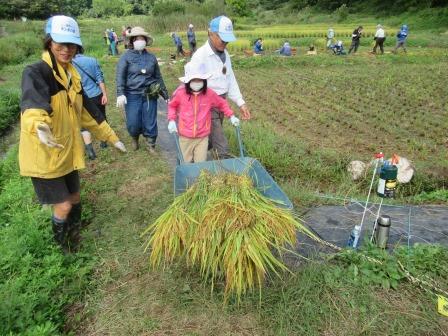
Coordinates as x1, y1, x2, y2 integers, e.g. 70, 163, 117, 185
168, 62, 239, 162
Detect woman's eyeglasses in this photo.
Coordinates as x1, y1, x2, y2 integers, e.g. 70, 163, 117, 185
53, 42, 78, 51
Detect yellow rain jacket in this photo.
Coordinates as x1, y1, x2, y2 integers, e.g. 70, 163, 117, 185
19, 51, 119, 178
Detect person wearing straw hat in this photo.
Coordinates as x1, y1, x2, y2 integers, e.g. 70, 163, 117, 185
190, 15, 251, 159
116, 26, 169, 152
167, 62, 239, 163
19, 15, 126, 252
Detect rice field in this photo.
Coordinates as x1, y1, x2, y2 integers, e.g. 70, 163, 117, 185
158, 24, 448, 204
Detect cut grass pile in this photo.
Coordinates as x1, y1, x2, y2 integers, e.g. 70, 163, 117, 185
143, 171, 317, 301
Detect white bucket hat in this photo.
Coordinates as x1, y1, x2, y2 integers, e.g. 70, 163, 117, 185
179, 62, 211, 83
128, 26, 153, 45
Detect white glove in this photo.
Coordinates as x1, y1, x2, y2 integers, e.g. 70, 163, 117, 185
167, 120, 178, 133
116, 95, 127, 108
113, 141, 127, 152
230, 115, 240, 127
36, 123, 64, 149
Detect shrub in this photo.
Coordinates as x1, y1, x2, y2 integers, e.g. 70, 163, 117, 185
0, 88, 20, 136
0, 32, 41, 68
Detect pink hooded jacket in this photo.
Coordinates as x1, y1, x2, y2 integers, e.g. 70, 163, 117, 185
168, 85, 234, 138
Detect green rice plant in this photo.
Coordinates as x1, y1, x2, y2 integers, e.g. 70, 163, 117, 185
143, 171, 317, 302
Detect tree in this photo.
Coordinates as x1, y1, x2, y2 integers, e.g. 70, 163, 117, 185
0, 0, 59, 19
226, 0, 251, 16
91, 0, 132, 17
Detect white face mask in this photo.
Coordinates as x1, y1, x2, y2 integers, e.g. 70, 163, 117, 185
189, 81, 204, 92
133, 40, 146, 51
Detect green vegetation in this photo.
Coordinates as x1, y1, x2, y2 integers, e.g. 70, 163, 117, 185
0, 88, 20, 135
0, 148, 93, 335
1, 9, 447, 335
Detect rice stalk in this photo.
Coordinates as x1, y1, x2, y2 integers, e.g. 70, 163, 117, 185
143, 171, 318, 301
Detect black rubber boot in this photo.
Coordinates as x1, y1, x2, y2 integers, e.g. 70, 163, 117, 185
85, 143, 97, 160
132, 136, 139, 150
146, 136, 156, 153
52, 216, 68, 252
67, 203, 82, 252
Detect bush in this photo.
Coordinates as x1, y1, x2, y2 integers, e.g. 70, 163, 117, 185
0, 88, 20, 136
152, 0, 185, 16
0, 32, 41, 68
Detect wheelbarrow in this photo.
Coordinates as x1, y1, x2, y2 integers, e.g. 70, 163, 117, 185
173, 126, 293, 210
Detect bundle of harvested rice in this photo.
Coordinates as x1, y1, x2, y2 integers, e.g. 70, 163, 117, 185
143, 171, 316, 301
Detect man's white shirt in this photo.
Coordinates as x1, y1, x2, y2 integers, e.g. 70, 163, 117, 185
190, 40, 245, 107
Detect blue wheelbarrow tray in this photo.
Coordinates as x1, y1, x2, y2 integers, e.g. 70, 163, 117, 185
173, 126, 293, 210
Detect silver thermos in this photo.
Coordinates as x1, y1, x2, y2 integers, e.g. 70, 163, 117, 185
375, 215, 391, 249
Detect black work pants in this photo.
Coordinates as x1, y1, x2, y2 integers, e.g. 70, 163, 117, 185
349, 40, 360, 54
373, 37, 386, 54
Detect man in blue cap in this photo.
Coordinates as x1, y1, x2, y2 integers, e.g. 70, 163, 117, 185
190, 15, 251, 159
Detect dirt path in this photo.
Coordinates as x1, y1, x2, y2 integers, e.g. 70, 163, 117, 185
155, 99, 177, 168
71, 96, 265, 336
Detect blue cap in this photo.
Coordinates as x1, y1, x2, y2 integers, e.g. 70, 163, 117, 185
209, 16, 236, 43
45, 15, 82, 46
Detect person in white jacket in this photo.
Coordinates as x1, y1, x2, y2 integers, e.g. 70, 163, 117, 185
372, 24, 386, 54
189, 15, 251, 159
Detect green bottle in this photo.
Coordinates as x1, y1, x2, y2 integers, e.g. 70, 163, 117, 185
377, 163, 398, 198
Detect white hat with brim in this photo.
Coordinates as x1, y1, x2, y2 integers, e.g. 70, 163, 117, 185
128, 26, 154, 45
45, 15, 82, 46
179, 62, 212, 83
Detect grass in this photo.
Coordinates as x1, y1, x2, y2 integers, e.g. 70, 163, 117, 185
1, 13, 448, 335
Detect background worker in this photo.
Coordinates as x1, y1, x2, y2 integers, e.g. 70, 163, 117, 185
73, 51, 109, 159
187, 24, 197, 53
116, 26, 169, 152
111, 28, 119, 55
253, 37, 264, 54
372, 24, 386, 54
171, 32, 186, 57
19, 15, 126, 252
394, 24, 409, 53
108, 29, 116, 56
348, 25, 363, 54
190, 15, 251, 159
327, 27, 335, 48
332, 40, 346, 55
104, 29, 112, 55
279, 41, 292, 56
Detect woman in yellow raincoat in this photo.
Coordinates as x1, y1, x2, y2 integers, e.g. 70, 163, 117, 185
19, 15, 127, 252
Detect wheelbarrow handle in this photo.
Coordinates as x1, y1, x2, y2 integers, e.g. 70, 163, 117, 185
235, 125, 245, 158
172, 132, 185, 164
